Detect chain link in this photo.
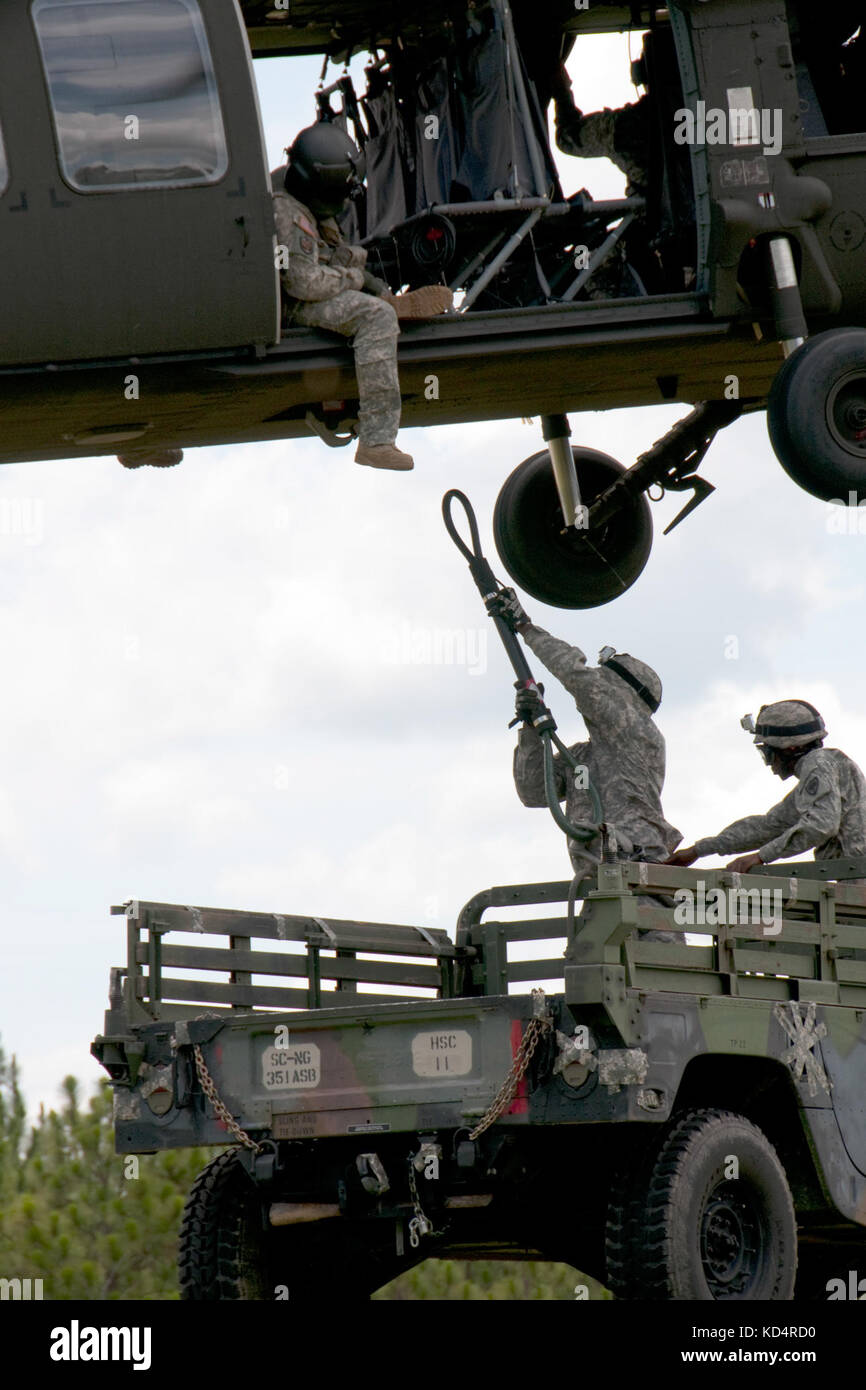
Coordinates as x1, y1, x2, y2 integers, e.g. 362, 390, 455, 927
468, 989, 552, 1140
191, 990, 551, 1166
407, 1155, 446, 1246
192, 1042, 263, 1153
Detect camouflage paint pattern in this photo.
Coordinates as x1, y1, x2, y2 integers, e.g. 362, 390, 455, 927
93, 860, 866, 1231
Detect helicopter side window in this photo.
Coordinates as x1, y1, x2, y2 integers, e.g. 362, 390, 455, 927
33, 0, 228, 190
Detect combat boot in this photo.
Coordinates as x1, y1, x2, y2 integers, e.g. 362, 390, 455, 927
382, 286, 453, 320
117, 449, 183, 469
355, 442, 414, 471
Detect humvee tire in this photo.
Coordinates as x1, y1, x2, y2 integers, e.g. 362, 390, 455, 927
493, 447, 653, 609
767, 327, 866, 504
605, 1109, 797, 1300
178, 1150, 415, 1301
179, 1150, 271, 1300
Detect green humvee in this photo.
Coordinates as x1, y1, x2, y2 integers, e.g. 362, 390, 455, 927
92, 858, 866, 1301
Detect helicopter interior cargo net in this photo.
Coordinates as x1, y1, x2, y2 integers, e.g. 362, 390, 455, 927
303, 5, 698, 310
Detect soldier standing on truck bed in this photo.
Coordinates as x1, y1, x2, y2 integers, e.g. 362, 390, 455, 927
667, 700, 866, 874
273, 124, 452, 473
489, 587, 682, 870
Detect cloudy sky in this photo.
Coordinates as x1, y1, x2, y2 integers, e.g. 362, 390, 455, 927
2, 33, 865, 1115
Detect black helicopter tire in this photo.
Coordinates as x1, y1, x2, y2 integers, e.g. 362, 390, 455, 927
605, 1109, 797, 1300
493, 447, 652, 608
768, 327, 866, 503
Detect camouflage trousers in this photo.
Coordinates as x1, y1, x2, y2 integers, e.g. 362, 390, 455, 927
291, 291, 401, 446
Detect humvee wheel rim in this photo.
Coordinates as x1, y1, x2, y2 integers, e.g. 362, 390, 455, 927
699, 1181, 762, 1296
826, 372, 866, 457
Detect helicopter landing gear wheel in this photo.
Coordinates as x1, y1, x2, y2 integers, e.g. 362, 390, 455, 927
492, 447, 652, 608
768, 327, 866, 503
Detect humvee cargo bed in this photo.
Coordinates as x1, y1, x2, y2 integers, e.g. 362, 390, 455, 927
92, 859, 866, 1301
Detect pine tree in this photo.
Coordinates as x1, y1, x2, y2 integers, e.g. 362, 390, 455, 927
0, 1044, 215, 1299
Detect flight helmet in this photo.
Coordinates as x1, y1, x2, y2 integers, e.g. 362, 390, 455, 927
284, 123, 366, 217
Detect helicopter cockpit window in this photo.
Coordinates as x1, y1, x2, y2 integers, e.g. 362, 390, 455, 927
33, 0, 228, 191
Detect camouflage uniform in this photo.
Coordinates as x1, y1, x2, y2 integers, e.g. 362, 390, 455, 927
555, 97, 650, 197
273, 188, 401, 446
694, 748, 866, 864
513, 625, 681, 873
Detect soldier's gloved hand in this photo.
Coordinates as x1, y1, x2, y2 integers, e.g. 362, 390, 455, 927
330, 243, 367, 270
514, 681, 545, 725
486, 586, 531, 631
318, 220, 342, 247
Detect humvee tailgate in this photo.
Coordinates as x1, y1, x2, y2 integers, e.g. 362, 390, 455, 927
221, 1001, 515, 1138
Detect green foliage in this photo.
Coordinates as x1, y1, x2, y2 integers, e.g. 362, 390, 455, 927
0, 1040, 214, 1300
0, 1038, 613, 1301
374, 1259, 612, 1301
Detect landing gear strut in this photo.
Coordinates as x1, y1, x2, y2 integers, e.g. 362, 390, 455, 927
492, 402, 743, 609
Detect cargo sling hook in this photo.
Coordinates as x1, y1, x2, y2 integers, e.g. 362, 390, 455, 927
442, 488, 604, 844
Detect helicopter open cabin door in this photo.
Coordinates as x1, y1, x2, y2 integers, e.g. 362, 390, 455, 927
0, 0, 277, 369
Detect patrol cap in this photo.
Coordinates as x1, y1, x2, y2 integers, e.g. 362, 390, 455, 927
752, 699, 827, 750
600, 651, 662, 713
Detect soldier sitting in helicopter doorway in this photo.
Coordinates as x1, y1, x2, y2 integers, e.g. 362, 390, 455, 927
273, 124, 453, 473
117, 123, 453, 474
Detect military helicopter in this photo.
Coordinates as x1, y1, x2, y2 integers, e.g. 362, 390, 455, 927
2, 0, 866, 607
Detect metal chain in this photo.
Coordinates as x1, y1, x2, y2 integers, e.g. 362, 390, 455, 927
406, 1156, 446, 1247
468, 989, 553, 1140
193, 1043, 263, 1153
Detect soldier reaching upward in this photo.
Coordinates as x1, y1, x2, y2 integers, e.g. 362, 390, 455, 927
273, 124, 452, 473
667, 701, 866, 874
488, 587, 681, 873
